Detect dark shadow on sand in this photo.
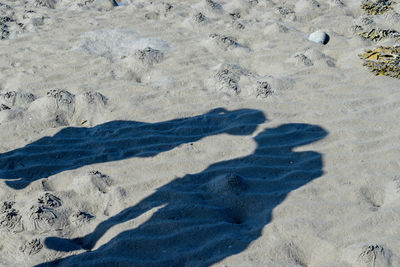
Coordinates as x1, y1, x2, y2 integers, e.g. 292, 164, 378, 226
40, 122, 327, 267
0, 108, 266, 189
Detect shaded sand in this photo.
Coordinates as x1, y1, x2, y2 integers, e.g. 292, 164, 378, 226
1, 0, 400, 266
41, 123, 326, 266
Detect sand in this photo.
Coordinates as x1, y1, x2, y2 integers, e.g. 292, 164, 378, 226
1, 0, 400, 266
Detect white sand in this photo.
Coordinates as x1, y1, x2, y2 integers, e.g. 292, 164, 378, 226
1, 0, 400, 266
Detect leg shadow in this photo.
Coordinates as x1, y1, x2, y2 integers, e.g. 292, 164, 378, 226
0, 108, 265, 189
41, 123, 327, 266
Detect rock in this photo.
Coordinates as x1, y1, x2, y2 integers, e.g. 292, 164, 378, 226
308, 30, 330, 45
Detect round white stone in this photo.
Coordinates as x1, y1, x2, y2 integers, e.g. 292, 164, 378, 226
308, 30, 329, 45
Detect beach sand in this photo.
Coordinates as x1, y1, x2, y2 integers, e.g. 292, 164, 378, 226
1, 0, 400, 266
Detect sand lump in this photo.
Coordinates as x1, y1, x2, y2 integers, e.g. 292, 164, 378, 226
38, 193, 62, 208
275, 6, 295, 20
355, 244, 393, 267
0, 91, 36, 107
256, 81, 273, 98
144, 2, 173, 19
67, 170, 113, 196
33, 0, 56, 9
133, 47, 164, 66
205, 0, 222, 12
28, 193, 65, 232
0, 89, 107, 127
70, 211, 94, 226
89, 170, 113, 194
215, 66, 242, 94
209, 33, 241, 50
293, 53, 314, 66
193, 12, 207, 23
0, 3, 18, 40
0, 3, 47, 39
0, 104, 10, 111
211, 64, 290, 98
27, 90, 107, 127
19, 238, 43, 255
0, 201, 24, 232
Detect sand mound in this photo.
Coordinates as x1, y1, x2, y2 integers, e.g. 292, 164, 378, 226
74, 29, 170, 61
208, 63, 293, 98
24, 90, 108, 128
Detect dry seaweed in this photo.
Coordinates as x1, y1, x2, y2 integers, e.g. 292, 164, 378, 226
359, 46, 400, 78
359, 29, 400, 41
361, 0, 395, 15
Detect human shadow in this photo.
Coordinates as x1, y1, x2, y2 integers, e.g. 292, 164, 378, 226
41, 123, 327, 267
0, 108, 266, 189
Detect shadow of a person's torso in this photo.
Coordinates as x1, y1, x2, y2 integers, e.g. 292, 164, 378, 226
42, 123, 327, 267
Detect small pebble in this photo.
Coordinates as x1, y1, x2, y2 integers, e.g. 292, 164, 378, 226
308, 30, 330, 45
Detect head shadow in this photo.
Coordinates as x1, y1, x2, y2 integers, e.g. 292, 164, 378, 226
41, 122, 328, 266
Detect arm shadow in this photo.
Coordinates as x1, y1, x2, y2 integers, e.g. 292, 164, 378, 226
0, 108, 266, 189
